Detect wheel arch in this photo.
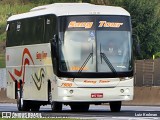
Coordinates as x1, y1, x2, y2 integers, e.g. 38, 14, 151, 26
15, 80, 18, 99
47, 79, 51, 92
47, 79, 52, 102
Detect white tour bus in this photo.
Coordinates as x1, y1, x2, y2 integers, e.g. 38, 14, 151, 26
6, 3, 133, 112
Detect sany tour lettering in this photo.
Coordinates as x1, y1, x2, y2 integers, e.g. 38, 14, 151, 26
68, 21, 93, 29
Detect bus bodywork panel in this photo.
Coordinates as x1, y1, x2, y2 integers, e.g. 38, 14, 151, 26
6, 43, 54, 100
52, 77, 133, 102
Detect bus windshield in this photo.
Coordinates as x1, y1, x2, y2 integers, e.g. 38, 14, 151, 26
58, 16, 132, 73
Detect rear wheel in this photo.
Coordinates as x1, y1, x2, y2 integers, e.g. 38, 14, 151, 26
17, 85, 30, 111
70, 103, 89, 112
51, 101, 62, 112
109, 101, 121, 112
48, 82, 52, 104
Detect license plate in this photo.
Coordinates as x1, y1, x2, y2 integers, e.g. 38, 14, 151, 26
91, 93, 103, 98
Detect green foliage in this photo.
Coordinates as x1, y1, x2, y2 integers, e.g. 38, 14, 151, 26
0, 54, 5, 68
30, 0, 80, 4
91, 0, 110, 5
109, 0, 160, 59
154, 52, 160, 59
0, 4, 37, 42
0, 23, 6, 42
0, 0, 160, 61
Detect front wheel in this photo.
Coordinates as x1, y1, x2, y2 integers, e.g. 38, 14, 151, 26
109, 101, 121, 112
51, 101, 62, 112
48, 86, 52, 104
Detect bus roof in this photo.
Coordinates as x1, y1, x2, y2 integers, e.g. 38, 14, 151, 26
7, 3, 130, 21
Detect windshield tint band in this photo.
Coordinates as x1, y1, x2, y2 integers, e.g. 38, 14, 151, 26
59, 15, 131, 31
96, 16, 131, 31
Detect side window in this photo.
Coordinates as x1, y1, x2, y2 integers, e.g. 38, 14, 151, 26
22, 17, 45, 45
6, 22, 16, 47
15, 21, 22, 46
6, 23, 11, 47
31, 18, 37, 44
35, 17, 45, 43
6, 15, 48, 46
44, 15, 57, 43
22, 19, 30, 45
44, 17, 52, 42
23, 18, 35, 45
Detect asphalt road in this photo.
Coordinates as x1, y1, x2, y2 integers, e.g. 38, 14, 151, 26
0, 104, 160, 120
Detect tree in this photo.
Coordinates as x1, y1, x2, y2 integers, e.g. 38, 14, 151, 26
93, 0, 160, 59
82, 0, 90, 3
29, 0, 80, 4
107, 0, 160, 59
154, 52, 160, 59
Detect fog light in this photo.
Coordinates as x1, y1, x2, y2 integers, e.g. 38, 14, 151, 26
69, 90, 73, 94
120, 89, 124, 93
63, 97, 68, 100
125, 88, 130, 93
64, 89, 68, 94
124, 95, 129, 99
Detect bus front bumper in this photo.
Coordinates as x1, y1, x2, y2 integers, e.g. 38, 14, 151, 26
54, 86, 133, 102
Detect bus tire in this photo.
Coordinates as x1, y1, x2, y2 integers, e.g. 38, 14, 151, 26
17, 89, 30, 111
51, 101, 62, 112
48, 81, 52, 104
70, 104, 89, 112
109, 101, 121, 112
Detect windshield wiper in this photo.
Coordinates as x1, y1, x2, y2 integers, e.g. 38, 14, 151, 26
72, 44, 93, 80
78, 53, 93, 73
100, 44, 117, 74
78, 43, 94, 73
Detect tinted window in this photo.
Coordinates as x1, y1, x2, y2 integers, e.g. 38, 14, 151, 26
6, 15, 57, 47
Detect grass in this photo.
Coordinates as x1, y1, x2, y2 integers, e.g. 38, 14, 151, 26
1, 118, 78, 120
0, 54, 5, 68
0, 4, 36, 20
0, 4, 37, 68
0, 4, 37, 42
